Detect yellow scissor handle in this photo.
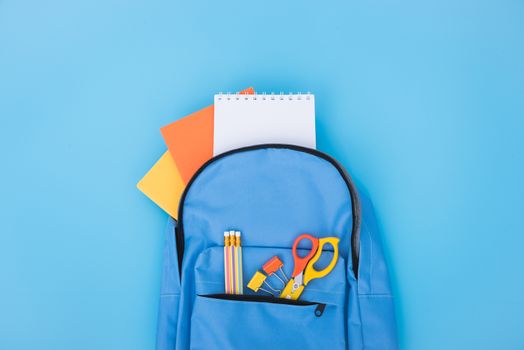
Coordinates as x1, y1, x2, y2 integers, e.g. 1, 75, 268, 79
303, 237, 340, 285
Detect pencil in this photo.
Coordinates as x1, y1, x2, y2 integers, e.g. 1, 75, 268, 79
229, 230, 235, 294
224, 231, 230, 294
233, 234, 239, 294
236, 231, 243, 294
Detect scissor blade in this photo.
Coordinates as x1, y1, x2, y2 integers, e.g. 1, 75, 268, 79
292, 272, 304, 292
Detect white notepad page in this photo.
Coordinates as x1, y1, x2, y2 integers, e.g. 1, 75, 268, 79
213, 93, 316, 155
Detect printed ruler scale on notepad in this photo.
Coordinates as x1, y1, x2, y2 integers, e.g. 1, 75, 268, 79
213, 93, 316, 155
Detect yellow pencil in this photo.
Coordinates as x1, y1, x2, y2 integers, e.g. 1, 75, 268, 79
224, 231, 230, 294
229, 230, 235, 294
234, 237, 239, 294
235, 231, 243, 294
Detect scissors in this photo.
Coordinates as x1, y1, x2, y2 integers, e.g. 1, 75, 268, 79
280, 234, 340, 300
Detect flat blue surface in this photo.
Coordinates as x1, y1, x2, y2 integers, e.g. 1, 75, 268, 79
0, 0, 523, 349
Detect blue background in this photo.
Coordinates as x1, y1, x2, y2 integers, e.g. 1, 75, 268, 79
1, 0, 523, 349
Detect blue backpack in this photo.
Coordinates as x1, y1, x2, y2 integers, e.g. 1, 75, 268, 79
156, 145, 398, 350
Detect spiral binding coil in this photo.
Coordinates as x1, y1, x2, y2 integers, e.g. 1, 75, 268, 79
216, 92, 313, 101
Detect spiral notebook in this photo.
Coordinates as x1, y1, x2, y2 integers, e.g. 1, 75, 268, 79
213, 93, 316, 155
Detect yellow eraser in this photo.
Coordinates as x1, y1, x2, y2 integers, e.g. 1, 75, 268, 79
247, 271, 267, 292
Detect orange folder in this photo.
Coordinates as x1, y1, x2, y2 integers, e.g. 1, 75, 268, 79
138, 87, 254, 219
161, 87, 254, 184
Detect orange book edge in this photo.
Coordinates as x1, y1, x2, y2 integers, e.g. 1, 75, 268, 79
137, 87, 254, 218
160, 87, 254, 184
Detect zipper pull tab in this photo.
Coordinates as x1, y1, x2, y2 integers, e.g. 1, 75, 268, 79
314, 303, 326, 317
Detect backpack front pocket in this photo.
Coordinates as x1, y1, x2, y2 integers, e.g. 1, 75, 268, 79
190, 293, 345, 350
190, 246, 347, 350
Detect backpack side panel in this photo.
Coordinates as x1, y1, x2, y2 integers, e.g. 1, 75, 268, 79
356, 192, 398, 349
156, 218, 181, 350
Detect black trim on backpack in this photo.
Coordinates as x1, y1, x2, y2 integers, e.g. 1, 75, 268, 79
198, 294, 327, 317
175, 144, 361, 280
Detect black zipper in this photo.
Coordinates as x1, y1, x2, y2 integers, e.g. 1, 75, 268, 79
176, 144, 361, 279
199, 293, 326, 317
